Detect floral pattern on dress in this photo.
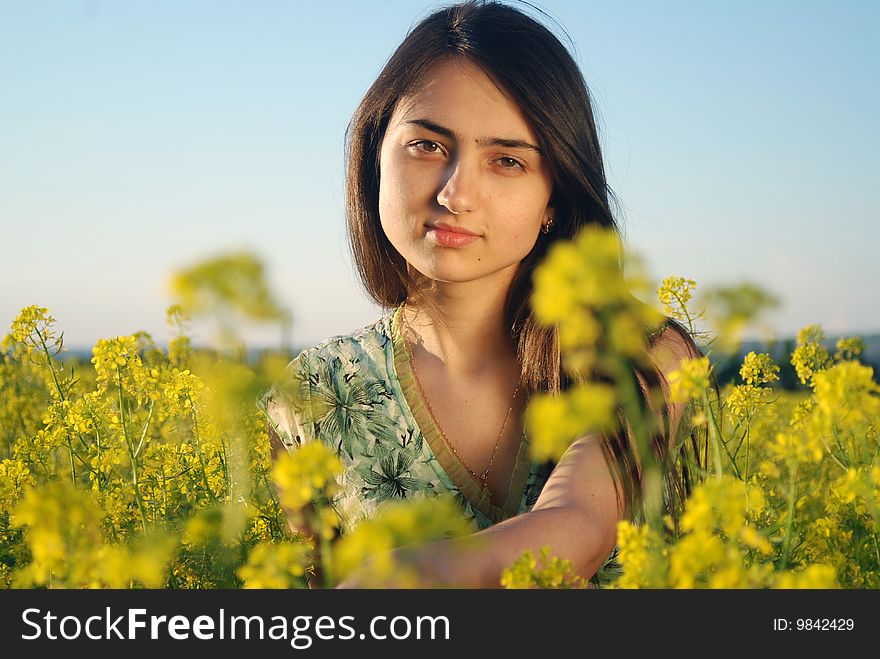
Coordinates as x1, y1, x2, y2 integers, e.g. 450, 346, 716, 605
258, 310, 623, 587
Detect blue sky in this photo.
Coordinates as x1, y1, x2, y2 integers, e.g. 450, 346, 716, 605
1, 0, 877, 350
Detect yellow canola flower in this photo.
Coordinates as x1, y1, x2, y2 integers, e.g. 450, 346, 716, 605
767, 430, 824, 466
667, 356, 711, 403
812, 360, 880, 432
0, 459, 36, 508
92, 536, 177, 588
738, 525, 774, 557
316, 507, 340, 542
739, 351, 779, 386
669, 530, 727, 588
830, 467, 880, 522
788, 398, 815, 431
162, 368, 206, 415
773, 564, 838, 589
525, 383, 618, 463
834, 336, 865, 361
168, 336, 192, 368
237, 541, 313, 589
557, 311, 601, 351
531, 225, 630, 325
790, 324, 831, 386
501, 546, 589, 589
332, 496, 475, 587
657, 275, 697, 322
608, 309, 649, 359
680, 476, 753, 538
270, 442, 344, 511
726, 384, 771, 425
11, 481, 103, 586
8, 305, 58, 351
8, 481, 171, 588
612, 521, 669, 588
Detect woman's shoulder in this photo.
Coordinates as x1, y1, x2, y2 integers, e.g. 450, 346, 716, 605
258, 310, 397, 436
291, 309, 396, 373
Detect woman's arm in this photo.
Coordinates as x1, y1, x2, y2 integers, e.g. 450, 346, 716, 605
336, 326, 700, 588
336, 431, 620, 588
434, 432, 622, 588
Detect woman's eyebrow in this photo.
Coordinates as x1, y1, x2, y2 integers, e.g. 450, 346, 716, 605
404, 118, 542, 154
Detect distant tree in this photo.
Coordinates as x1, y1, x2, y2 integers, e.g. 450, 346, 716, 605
170, 251, 291, 357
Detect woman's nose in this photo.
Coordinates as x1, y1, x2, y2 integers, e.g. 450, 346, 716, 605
436, 156, 480, 215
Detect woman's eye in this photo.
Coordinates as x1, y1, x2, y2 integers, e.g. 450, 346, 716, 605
411, 140, 443, 154
498, 157, 524, 171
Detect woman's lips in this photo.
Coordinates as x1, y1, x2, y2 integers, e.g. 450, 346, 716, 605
426, 224, 481, 248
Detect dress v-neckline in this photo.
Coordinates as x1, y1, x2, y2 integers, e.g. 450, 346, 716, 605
388, 304, 532, 524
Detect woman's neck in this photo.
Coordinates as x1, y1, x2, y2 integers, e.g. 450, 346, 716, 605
403, 273, 518, 379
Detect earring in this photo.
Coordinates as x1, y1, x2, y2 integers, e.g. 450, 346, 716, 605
541, 217, 555, 235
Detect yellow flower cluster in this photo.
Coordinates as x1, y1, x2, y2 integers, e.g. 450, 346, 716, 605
11, 481, 173, 588
726, 384, 771, 426
91, 336, 142, 386
834, 337, 865, 361
532, 226, 628, 321
270, 442, 343, 511
667, 356, 711, 403
812, 360, 880, 435
8, 305, 59, 353
162, 369, 205, 415
236, 540, 312, 589
790, 324, 831, 386
611, 521, 669, 588
772, 565, 838, 588
614, 473, 842, 588
0, 301, 300, 589
831, 466, 880, 523
525, 383, 618, 462
527, 225, 665, 466
765, 431, 824, 467
332, 496, 475, 587
500, 546, 589, 589
680, 476, 764, 538
657, 275, 697, 322
0, 459, 35, 508
739, 351, 780, 386
3, 250, 877, 591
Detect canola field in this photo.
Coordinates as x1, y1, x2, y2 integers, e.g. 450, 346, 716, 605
1, 229, 877, 588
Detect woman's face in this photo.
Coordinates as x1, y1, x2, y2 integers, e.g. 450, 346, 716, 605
378, 58, 554, 289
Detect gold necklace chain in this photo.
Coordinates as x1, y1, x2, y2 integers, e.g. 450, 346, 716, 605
400, 305, 520, 498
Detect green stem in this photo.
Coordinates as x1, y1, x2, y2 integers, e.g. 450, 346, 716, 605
671, 291, 696, 337
732, 423, 748, 459
35, 329, 77, 485
220, 434, 230, 503
743, 425, 750, 485
779, 465, 798, 570
829, 422, 851, 469
702, 392, 727, 479
133, 400, 154, 459
189, 400, 218, 502
118, 369, 148, 532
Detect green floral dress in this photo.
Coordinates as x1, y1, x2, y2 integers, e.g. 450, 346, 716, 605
258, 305, 622, 587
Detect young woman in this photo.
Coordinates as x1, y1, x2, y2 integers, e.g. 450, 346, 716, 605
260, 0, 705, 588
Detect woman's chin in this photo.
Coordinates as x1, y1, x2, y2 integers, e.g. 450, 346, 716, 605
410, 262, 519, 288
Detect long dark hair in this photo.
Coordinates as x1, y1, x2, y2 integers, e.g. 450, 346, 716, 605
344, 0, 708, 527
